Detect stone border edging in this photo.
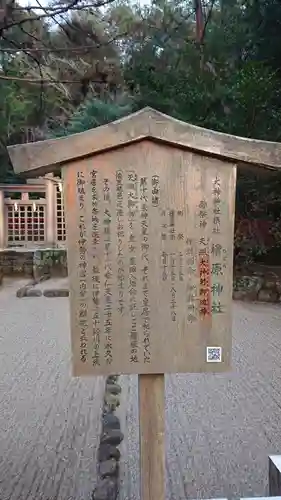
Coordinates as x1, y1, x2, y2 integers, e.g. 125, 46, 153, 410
92, 375, 124, 500
16, 274, 51, 298
43, 288, 69, 297
16, 284, 70, 298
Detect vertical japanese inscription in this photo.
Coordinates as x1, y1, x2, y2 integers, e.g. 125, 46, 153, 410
212, 175, 221, 234
161, 209, 167, 242
211, 243, 224, 314
179, 252, 184, 282
211, 175, 224, 315
160, 208, 187, 323
170, 252, 177, 322
199, 199, 208, 229
161, 250, 168, 282
67, 147, 234, 377
186, 238, 197, 323
198, 195, 211, 319
116, 171, 125, 315
169, 209, 176, 241
140, 177, 151, 363
199, 237, 211, 318
152, 174, 160, 207
103, 178, 113, 365
91, 170, 101, 366
169, 209, 176, 321
128, 172, 138, 363
76, 171, 88, 363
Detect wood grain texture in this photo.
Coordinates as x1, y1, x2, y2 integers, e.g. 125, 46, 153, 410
139, 374, 165, 500
63, 140, 235, 376
7, 107, 281, 177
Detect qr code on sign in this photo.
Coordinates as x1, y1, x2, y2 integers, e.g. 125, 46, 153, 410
207, 347, 222, 363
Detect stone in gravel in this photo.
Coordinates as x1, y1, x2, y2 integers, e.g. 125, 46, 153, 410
258, 289, 278, 302
16, 287, 26, 298
92, 478, 117, 500
101, 429, 124, 446
38, 274, 51, 283
98, 444, 121, 462
106, 383, 121, 395
107, 375, 119, 383
104, 393, 120, 411
263, 280, 277, 290
103, 413, 121, 431
233, 290, 248, 301
43, 288, 69, 297
26, 288, 42, 297
16, 286, 31, 298
99, 458, 118, 478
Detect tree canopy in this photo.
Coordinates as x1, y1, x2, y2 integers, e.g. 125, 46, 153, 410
1, 0, 281, 261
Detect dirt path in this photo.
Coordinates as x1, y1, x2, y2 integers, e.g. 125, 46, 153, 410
119, 301, 281, 500
0, 279, 104, 500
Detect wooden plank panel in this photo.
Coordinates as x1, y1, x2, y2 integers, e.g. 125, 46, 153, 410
63, 140, 236, 376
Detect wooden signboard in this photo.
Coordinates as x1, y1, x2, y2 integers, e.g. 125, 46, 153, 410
8, 107, 281, 500
63, 140, 235, 376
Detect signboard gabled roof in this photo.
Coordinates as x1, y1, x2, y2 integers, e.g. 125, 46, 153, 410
7, 106, 281, 177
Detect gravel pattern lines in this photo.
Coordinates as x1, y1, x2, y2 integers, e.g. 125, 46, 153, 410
0, 279, 104, 500
119, 301, 281, 500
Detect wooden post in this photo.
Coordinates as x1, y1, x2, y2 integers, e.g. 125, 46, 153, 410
139, 374, 165, 500
45, 174, 56, 246
0, 189, 5, 248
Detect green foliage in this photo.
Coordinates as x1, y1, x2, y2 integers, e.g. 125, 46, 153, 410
121, 0, 281, 264
53, 97, 134, 136
2, 0, 281, 262
221, 63, 281, 140
124, 11, 281, 139
34, 249, 67, 267
0, 76, 32, 182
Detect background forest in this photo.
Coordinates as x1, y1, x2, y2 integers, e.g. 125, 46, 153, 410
1, 0, 281, 263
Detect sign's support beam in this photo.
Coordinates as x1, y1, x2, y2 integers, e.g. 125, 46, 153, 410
139, 373, 165, 500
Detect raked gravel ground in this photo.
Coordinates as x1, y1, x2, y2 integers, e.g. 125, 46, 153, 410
0, 279, 104, 500
119, 301, 281, 500
2, 278, 281, 500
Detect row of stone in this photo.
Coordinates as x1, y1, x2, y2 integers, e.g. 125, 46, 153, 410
233, 274, 281, 303
18, 286, 281, 303
16, 274, 52, 298
0, 248, 68, 283
16, 284, 69, 298
92, 375, 123, 500
233, 288, 281, 302
15, 272, 281, 303
0, 279, 61, 297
